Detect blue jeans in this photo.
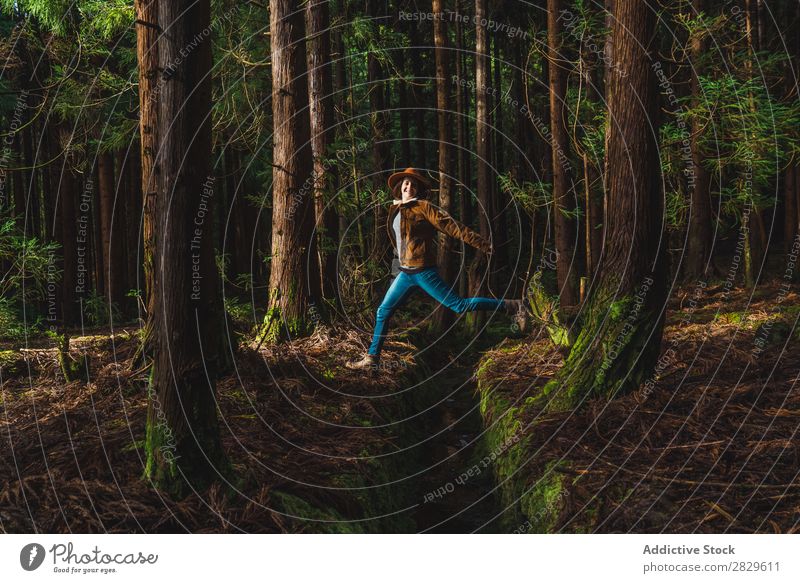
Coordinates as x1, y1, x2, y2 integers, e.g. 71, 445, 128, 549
367, 267, 505, 356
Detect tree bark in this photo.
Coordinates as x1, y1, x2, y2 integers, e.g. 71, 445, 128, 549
367, 0, 390, 271
306, 0, 339, 306
578, 23, 604, 286
260, 0, 320, 343
456, 1, 471, 296
144, 0, 227, 497
397, 44, 412, 164
684, 0, 713, 281
533, 0, 667, 413
55, 126, 80, 327
135, 0, 159, 359
331, 21, 350, 277
432, 0, 456, 331
123, 147, 143, 316
743, 0, 764, 288
783, 0, 800, 276
97, 152, 125, 309
468, 0, 491, 331
409, 22, 428, 167
547, 0, 579, 309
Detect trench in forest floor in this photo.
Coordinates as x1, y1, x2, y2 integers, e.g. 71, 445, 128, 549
402, 330, 511, 533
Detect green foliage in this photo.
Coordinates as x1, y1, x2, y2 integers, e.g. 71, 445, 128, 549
82, 290, 121, 327
0, 0, 76, 36
347, 15, 408, 72
79, 0, 132, 40
0, 298, 37, 341
224, 296, 253, 329
498, 172, 551, 214
0, 215, 61, 302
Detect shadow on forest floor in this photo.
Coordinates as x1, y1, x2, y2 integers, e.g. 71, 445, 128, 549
1, 281, 798, 532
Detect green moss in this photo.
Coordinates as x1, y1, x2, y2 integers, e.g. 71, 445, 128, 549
271, 490, 364, 534
0, 350, 23, 375
519, 460, 569, 533
122, 438, 145, 453
144, 414, 181, 494
715, 311, 746, 325
608, 297, 632, 321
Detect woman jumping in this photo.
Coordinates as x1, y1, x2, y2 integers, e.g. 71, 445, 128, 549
346, 168, 529, 370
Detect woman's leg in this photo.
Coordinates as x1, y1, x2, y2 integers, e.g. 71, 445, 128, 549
367, 272, 417, 356
414, 268, 505, 314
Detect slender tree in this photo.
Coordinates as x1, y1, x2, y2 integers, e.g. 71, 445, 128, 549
578, 13, 603, 285
455, 0, 471, 296
306, 0, 339, 306
468, 0, 491, 331
134, 0, 159, 359
367, 0, 390, 268
432, 0, 456, 331
491, 30, 508, 287
783, 0, 800, 274
684, 0, 713, 280
409, 20, 428, 168
742, 0, 766, 288
97, 151, 125, 309
547, 0, 579, 309
122, 147, 143, 314
55, 126, 80, 327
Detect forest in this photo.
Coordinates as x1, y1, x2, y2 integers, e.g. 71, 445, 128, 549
0, 0, 799, 534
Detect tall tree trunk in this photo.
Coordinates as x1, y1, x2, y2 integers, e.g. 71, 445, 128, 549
224, 147, 249, 278
144, 0, 227, 497
332, 21, 350, 277
260, 0, 319, 343
367, 0, 390, 270
457, 0, 471, 296
124, 146, 143, 314
92, 164, 104, 298
547, 0, 579, 309
135, 0, 159, 359
534, 0, 666, 413
397, 45, 412, 164
468, 0, 491, 331
409, 22, 428, 167
511, 35, 532, 296
743, 0, 763, 287
18, 110, 41, 238
685, 0, 713, 281
306, 0, 339, 307
55, 127, 79, 327
578, 25, 604, 287
432, 0, 455, 331
491, 31, 508, 288
783, 0, 800, 279
97, 152, 125, 309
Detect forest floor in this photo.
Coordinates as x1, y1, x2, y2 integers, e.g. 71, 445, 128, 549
0, 281, 798, 533
477, 280, 800, 533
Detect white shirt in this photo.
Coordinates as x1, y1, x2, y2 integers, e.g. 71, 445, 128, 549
392, 197, 418, 268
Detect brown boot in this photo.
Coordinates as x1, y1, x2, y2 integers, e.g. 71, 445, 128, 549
345, 353, 380, 371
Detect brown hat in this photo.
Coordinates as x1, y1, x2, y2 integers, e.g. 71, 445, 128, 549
387, 168, 435, 191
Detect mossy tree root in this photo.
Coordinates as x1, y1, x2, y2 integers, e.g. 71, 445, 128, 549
143, 367, 232, 499
528, 278, 666, 415
524, 271, 576, 348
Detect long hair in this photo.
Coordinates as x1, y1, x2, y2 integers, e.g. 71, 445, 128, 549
391, 176, 430, 200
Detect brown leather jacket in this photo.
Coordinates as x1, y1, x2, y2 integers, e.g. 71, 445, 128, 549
386, 199, 491, 269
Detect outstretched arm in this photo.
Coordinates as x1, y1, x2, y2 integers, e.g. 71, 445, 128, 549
418, 200, 492, 254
